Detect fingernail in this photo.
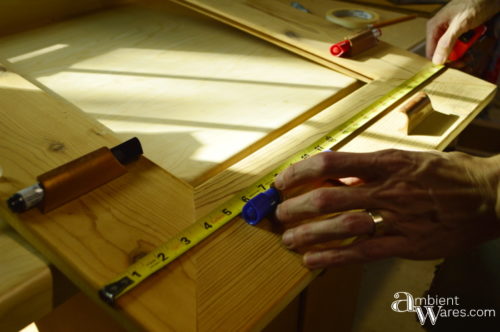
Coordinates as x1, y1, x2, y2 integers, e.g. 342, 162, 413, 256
282, 230, 294, 249
432, 53, 446, 65
275, 203, 283, 220
304, 252, 323, 269
274, 173, 284, 190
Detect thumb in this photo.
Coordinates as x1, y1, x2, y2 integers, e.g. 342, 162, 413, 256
432, 22, 465, 65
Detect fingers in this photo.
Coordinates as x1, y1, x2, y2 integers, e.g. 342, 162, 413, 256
426, 0, 499, 63
302, 235, 407, 269
274, 151, 384, 191
276, 186, 376, 223
338, 177, 364, 186
425, 19, 445, 60
282, 211, 375, 249
432, 20, 465, 65
280, 209, 409, 268
425, 3, 453, 60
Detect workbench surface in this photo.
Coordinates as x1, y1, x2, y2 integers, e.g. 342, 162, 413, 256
0, 0, 495, 331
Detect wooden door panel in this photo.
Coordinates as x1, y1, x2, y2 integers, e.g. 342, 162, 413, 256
0, 0, 496, 331
0, 0, 359, 185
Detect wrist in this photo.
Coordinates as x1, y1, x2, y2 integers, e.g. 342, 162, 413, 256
488, 154, 500, 220
476, 154, 500, 220
450, 152, 500, 221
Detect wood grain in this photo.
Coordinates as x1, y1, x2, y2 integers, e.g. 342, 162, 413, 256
0, 0, 495, 331
191, 69, 495, 331
36, 293, 126, 332
0, 62, 339, 332
0, 220, 52, 332
343, 0, 444, 16
0, 0, 358, 184
0, 69, 197, 331
0, 0, 131, 37
342, 69, 498, 153
194, 69, 496, 218
301, 265, 364, 332
169, 0, 430, 81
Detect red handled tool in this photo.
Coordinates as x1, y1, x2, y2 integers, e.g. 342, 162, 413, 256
448, 25, 487, 62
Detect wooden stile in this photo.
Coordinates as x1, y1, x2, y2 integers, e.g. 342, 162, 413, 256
0, 0, 496, 331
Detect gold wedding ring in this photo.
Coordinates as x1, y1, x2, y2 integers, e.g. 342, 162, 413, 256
367, 210, 384, 235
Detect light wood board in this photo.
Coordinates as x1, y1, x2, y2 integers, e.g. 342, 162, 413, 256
1, 67, 494, 331
190, 70, 495, 332
343, 0, 445, 16
0, 65, 328, 331
0, 0, 496, 331
0, 219, 52, 332
0, 0, 359, 185
0, 0, 131, 38
169, 0, 431, 81
0, 66, 199, 331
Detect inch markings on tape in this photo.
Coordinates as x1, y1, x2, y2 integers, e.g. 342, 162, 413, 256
99, 64, 444, 305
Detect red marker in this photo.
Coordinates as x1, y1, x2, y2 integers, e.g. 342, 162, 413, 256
330, 14, 416, 58
330, 28, 381, 57
330, 40, 352, 57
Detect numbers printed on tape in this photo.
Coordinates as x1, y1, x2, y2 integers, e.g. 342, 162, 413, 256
99, 65, 444, 305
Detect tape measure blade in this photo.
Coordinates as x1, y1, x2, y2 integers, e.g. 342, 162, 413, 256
99, 65, 443, 304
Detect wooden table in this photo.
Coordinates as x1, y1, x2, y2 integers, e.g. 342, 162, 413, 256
0, 0, 495, 331
0, 219, 52, 332
344, 0, 445, 17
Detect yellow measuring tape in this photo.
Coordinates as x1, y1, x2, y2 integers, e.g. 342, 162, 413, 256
99, 64, 444, 305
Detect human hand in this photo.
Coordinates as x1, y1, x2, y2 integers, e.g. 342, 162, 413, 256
274, 149, 500, 269
426, 0, 499, 65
